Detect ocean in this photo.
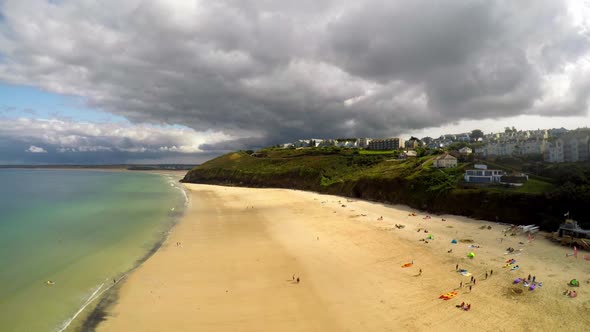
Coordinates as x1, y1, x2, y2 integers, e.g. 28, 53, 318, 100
0, 169, 187, 332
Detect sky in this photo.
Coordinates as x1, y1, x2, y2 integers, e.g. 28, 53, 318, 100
1, 0, 590, 164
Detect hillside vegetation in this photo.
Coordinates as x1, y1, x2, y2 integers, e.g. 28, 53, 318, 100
182, 148, 589, 230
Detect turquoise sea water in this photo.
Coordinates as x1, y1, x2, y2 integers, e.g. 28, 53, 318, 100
0, 169, 186, 332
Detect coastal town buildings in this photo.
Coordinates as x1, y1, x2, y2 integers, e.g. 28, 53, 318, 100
405, 137, 421, 149
544, 135, 590, 163
278, 127, 587, 164
368, 138, 405, 150
357, 138, 372, 149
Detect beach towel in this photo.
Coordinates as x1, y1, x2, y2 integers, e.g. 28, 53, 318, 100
513, 278, 522, 284
510, 265, 520, 271
460, 271, 472, 276
401, 263, 413, 268
439, 291, 458, 300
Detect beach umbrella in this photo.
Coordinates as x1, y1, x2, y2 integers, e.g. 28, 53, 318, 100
451, 239, 457, 244
427, 234, 433, 240
467, 252, 475, 258
570, 279, 579, 287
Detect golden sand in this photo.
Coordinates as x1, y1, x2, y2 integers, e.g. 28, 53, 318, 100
97, 184, 590, 331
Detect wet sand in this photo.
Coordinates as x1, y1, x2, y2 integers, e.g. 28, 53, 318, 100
96, 184, 590, 331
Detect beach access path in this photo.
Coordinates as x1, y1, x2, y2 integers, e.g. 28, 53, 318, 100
97, 184, 590, 331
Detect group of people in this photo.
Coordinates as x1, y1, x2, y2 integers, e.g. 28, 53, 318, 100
292, 274, 300, 284
456, 302, 472, 311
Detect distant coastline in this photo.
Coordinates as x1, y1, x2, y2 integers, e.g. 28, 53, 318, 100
0, 164, 196, 171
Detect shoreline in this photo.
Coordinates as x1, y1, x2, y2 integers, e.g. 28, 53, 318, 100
68, 172, 189, 332
94, 184, 590, 331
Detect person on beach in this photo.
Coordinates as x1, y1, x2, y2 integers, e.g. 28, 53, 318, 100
485, 272, 488, 279
532, 276, 536, 282
460, 281, 463, 288
473, 279, 476, 285
456, 264, 459, 271
419, 268, 422, 276
469, 286, 472, 291
528, 274, 531, 281
113, 279, 116, 284
490, 269, 493, 276
292, 274, 295, 281
296, 277, 300, 283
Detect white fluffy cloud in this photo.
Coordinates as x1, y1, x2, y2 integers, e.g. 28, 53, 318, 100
26, 145, 46, 153
0, 117, 233, 163
0, 0, 589, 156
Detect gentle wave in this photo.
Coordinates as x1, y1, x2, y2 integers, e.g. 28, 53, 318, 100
56, 274, 128, 332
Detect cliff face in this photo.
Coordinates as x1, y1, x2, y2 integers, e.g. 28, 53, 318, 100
182, 149, 579, 230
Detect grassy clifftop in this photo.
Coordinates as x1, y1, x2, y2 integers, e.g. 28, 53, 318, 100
182, 148, 585, 230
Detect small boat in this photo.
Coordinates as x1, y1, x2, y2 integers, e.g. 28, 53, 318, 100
46, 280, 55, 286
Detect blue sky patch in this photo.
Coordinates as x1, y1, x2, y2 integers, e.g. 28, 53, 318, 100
0, 82, 128, 123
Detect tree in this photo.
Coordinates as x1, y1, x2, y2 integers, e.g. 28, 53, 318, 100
504, 126, 517, 134
471, 129, 484, 141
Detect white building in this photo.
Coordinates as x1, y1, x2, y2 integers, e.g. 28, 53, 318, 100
399, 150, 417, 159
464, 169, 505, 183
433, 154, 457, 168
544, 135, 590, 162
358, 138, 372, 149
458, 147, 472, 155
336, 139, 358, 148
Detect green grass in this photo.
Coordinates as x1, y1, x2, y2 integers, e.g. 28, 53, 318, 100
188, 148, 560, 196
484, 178, 555, 194
359, 149, 396, 155
513, 179, 555, 193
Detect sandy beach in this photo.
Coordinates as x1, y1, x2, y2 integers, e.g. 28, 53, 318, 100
96, 184, 590, 331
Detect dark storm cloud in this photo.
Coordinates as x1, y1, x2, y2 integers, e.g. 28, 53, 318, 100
0, 0, 589, 157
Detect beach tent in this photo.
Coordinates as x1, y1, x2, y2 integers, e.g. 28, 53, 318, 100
451, 239, 457, 244
570, 279, 580, 287
467, 252, 475, 258
427, 234, 433, 240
